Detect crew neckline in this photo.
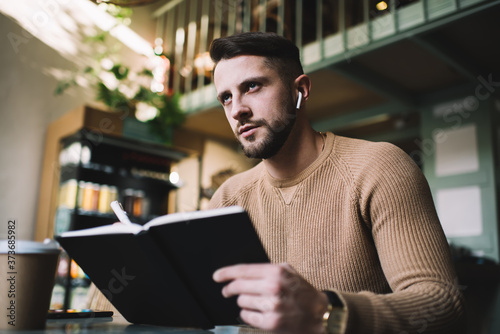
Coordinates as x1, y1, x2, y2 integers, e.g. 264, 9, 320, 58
265, 132, 335, 188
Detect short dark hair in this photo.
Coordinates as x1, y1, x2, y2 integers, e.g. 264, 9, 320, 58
209, 32, 304, 85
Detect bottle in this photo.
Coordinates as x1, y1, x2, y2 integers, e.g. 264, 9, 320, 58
91, 183, 101, 212
98, 185, 110, 214
141, 196, 150, 219
81, 182, 94, 211
57, 182, 66, 208
77, 181, 86, 209
108, 186, 118, 213
133, 190, 144, 217
70, 259, 79, 279
80, 145, 91, 165
123, 189, 135, 216
65, 179, 78, 209
50, 284, 65, 310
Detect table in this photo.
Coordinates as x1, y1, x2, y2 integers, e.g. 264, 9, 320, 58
24, 316, 273, 334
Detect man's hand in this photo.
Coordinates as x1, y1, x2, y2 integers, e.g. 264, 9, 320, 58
213, 263, 329, 333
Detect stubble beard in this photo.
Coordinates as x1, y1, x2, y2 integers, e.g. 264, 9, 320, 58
236, 97, 297, 160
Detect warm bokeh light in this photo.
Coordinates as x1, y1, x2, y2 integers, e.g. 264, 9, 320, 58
154, 37, 163, 46
194, 51, 215, 73
376, 1, 388, 11
154, 45, 163, 55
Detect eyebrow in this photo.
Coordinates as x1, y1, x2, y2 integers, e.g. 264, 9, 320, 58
217, 76, 270, 102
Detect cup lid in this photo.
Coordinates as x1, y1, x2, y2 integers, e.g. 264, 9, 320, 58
0, 239, 60, 254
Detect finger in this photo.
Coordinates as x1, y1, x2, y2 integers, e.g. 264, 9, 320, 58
240, 309, 281, 331
237, 294, 281, 312
222, 275, 285, 297
213, 263, 286, 282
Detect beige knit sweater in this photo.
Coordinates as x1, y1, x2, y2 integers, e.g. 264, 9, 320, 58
209, 133, 465, 333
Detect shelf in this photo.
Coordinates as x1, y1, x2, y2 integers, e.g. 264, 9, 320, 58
40, 107, 194, 312
59, 163, 177, 189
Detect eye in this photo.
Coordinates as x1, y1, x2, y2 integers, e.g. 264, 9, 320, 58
220, 93, 232, 106
247, 82, 259, 92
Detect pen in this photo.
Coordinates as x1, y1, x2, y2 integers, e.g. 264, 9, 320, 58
110, 200, 134, 225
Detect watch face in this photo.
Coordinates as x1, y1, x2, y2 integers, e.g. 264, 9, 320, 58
323, 290, 343, 307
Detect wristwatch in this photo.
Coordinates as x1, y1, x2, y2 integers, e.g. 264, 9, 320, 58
322, 291, 347, 334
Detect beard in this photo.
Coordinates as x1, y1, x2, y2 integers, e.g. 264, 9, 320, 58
235, 97, 297, 160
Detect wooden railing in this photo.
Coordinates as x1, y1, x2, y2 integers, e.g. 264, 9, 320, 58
151, 0, 488, 113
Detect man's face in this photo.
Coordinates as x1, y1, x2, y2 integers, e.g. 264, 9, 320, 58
213, 55, 296, 159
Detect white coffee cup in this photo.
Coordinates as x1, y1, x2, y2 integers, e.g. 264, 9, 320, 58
0, 239, 60, 331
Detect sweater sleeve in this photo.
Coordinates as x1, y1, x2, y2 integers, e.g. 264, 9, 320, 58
336, 143, 465, 334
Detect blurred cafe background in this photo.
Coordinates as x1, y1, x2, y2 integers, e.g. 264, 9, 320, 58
1, 0, 500, 332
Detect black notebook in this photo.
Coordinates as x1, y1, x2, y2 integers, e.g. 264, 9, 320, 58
55, 206, 269, 329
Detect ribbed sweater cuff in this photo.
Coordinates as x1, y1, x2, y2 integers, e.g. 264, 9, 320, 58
336, 291, 376, 333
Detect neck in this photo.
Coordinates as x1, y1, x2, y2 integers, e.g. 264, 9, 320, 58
263, 122, 324, 179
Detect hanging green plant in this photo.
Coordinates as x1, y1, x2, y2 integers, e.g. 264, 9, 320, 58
96, 82, 132, 111
145, 93, 185, 145
54, 3, 185, 146
110, 64, 129, 80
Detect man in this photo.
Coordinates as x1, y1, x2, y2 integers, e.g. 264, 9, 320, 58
208, 32, 465, 334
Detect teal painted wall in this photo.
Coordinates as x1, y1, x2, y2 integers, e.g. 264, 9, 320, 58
421, 97, 500, 263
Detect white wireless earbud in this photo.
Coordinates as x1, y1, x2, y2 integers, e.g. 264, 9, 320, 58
296, 91, 303, 109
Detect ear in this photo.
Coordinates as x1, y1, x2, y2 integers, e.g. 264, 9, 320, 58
294, 74, 311, 109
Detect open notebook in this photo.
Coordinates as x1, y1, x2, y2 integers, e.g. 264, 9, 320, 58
56, 206, 269, 329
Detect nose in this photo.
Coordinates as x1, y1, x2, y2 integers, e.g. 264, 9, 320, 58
230, 95, 252, 122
